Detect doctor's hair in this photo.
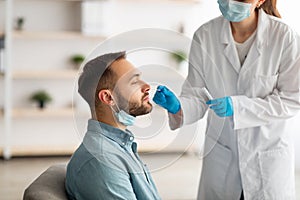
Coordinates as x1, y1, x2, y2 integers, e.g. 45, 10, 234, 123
259, 0, 281, 18
78, 51, 126, 110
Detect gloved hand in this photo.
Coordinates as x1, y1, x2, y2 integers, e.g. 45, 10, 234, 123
153, 85, 181, 114
206, 96, 233, 117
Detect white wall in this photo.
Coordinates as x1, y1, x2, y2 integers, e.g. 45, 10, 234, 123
278, 0, 300, 33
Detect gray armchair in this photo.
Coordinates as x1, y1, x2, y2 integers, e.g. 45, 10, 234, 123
23, 164, 68, 200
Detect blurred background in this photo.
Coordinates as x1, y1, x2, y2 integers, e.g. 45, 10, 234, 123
0, 0, 299, 199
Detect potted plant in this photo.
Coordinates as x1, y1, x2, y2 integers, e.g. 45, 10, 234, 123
16, 17, 25, 31
30, 90, 52, 109
171, 50, 187, 64
71, 54, 85, 69
171, 50, 188, 76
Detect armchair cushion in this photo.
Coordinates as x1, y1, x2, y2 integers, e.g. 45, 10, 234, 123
23, 164, 68, 200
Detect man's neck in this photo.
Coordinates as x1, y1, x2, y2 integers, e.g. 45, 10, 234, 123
94, 112, 127, 131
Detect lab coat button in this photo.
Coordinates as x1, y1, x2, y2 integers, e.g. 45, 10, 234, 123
129, 136, 133, 141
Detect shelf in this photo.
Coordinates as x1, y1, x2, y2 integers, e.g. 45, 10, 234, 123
1, 145, 79, 157
10, 107, 90, 118
11, 107, 75, 118
12, 69, 79, 79
13, 30, 107, 40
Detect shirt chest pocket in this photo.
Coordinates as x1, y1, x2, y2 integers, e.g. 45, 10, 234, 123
245, 74, 278, 98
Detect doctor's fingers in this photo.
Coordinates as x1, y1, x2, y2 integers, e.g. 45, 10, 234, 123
206, 98, 224, 105
216, 111, 227, 117
213, 107, 227, 115
157, 85, 165, 91
160, 86, 176, 97
153, 92, 167, 104
209, 103, 225, 111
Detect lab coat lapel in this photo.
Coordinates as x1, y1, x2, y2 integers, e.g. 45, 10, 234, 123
221, 19, 241, 73
239, 39, 261, 75
240, 10, 269, 75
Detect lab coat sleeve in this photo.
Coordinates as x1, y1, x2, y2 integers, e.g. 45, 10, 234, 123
174, 33, 209, 127
232, 35, 300, 130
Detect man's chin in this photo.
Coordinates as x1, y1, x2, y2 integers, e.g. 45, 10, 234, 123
130, 104, 153, 117
143, 106, 153, 115
145, 102, 153, 113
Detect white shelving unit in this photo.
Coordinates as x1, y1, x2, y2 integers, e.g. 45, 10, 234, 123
1, 0, 108, 159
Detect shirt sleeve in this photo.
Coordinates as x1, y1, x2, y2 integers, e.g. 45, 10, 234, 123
74, 158, 138, 200
232, 34, 300, 130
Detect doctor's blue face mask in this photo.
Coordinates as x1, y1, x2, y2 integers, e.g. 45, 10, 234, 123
217, 0, 252, 22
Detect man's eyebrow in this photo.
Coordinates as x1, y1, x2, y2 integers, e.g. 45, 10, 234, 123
129, 72, 142, 80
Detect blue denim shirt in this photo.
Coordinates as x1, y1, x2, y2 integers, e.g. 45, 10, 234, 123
65, 119, 161, 200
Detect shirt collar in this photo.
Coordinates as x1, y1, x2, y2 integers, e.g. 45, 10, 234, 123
87, 119, 135, 148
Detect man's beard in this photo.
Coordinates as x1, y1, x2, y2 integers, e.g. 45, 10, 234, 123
115, 91, 152, 117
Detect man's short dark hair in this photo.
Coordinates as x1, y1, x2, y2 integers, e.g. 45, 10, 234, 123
78, 51, 126, 109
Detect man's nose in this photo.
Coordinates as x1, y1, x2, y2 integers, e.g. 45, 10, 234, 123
141, 82, 150, 93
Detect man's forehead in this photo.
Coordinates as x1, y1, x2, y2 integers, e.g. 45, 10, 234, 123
111, 59, 141, 80
119, 69, 141, 81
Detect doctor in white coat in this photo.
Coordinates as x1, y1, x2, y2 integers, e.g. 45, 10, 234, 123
153, 0, 300, 199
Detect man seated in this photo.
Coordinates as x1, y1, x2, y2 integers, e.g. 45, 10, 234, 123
65, 52, 161, 200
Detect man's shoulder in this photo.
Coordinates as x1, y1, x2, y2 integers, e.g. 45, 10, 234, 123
66, 138, 133, 177
65, 150, 132, 200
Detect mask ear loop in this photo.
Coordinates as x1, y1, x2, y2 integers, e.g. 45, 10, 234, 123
110, 95, 121, 114
111, 94, 134, 118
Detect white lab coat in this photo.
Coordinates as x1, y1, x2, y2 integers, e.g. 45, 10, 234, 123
178, 10, 300, 200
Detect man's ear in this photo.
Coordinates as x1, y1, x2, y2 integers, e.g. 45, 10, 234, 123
98, 90, 114, 105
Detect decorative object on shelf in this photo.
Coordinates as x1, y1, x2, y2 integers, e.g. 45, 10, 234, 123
0, 107, 4, 116
30, 90, 52, 109
178, 22, 185, 34
0, 35, 4, 74
81, 0, 112, 36
171, 50, 188, 77
15, 17, 25, 31
70, 54, 85, 69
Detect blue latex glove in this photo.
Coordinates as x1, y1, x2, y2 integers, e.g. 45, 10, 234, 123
206, 96, 233, 117
153, 85, 181, 114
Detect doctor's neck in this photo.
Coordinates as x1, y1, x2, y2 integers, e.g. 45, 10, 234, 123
231, 10, 259, 43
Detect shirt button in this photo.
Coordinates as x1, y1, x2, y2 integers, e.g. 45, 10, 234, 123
122, 142, 125, 146
129, 136, 133, 141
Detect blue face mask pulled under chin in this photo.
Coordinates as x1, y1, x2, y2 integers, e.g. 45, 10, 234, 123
217, 0, 252, 22
114, 109, 136, 126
